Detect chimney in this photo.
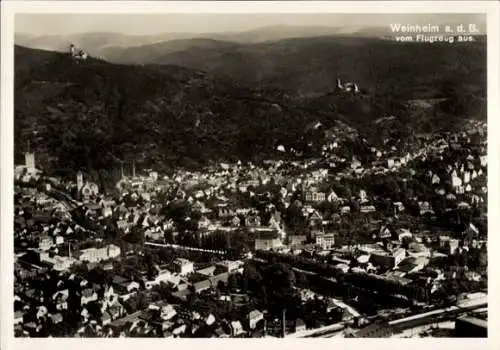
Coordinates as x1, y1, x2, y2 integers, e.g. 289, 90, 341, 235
282, 309, 286, 338
132, 160, 136, 178
121, 162, 124, 179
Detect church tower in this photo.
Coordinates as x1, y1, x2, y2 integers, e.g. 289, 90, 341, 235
24, 152, 35, 170
77, 171, 84, 195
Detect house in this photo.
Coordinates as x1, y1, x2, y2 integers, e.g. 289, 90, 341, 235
108, 303, 125, 320
81, 288, 98, 305
254, 230, 282, 251
304, 187, 326, 202
295, 318, 307, 333
359, 190, 368, 203
231, 321, 245, 336
101, 311, 112, 326
172, 324, 187, 336
379, 226, 392, 239
431, 174, 441, 185
38, 234, 54, 251
479, 155, 487, 167
79, 244, 121, 263
327, 190, 340, 202
452, 174, 463, 188
205, 314, 216, 326
197, 216, 211, 230
192, 200, 210, 214
288, 235, 307, 247
245, 212, 261, 227
173, 258, 194, 275
306, 210, 323, 228
370, 248, 406, 269
464, 171, 471, 184
463, 223, 479, 241
14, 311, 24, 325
340, 206, 351, 215
215, 326, 229, 338
111, 277, 140, 299
49, 313, 63, 324
160, 304, 177, 321
418, 202, 434, 215
248, 310, 264, 329
397, 228, 412, 242
216, 260, 241, 273
315, 233, 336, 250
217, 206, 235, 218
407, 243, 430, 258
360, 205, 376, 213
80, 181, 99, 202
351, 158, 362, 169
458, 202, 471, 209
193, 278, 211, 293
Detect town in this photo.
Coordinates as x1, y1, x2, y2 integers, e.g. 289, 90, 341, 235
14, 115, 488, 338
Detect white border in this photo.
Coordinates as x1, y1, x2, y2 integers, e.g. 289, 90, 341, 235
1, 2, 499, 350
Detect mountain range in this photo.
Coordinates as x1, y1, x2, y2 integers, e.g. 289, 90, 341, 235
15, 24, 393, 53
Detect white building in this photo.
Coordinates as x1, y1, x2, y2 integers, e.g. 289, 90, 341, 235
173, 258, 194, 275
79, 244, 121, 263
315, 233, 336, 250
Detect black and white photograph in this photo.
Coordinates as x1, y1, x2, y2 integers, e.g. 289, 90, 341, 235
1, 2, 498, 345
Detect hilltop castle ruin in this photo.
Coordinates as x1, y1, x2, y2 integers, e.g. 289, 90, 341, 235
336, 78, 360, 93
69, 43, 88, 62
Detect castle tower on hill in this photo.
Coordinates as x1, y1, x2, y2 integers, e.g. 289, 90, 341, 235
336, 78, 344, 91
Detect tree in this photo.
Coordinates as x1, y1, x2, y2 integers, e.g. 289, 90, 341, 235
86, 300, 103, 320
227, 274, 239, 291
242, 263, 263, 293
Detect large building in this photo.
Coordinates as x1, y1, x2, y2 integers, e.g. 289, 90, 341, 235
304, 187, 326, 202
254, 229, 282, 251
173, 258, 194, 275
370, 248, 406, 269
315, 233, 336, 250
79, 244, 121, 263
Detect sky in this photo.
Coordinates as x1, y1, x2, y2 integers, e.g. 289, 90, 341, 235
16, 13, 486, 36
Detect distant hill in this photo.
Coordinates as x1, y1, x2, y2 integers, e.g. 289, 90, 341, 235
147, 35, 487, 98
100, 38, 243, 65
14, 25, 369, 55
16, 27, 486, 98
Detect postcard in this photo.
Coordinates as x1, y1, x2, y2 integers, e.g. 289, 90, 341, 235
1, 1, 499, 350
